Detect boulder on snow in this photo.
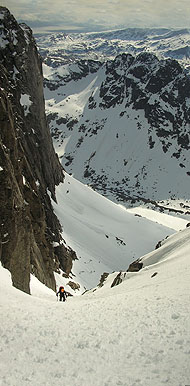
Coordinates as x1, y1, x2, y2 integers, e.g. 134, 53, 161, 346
127, 259, 143, 272
67, 281, 80, 291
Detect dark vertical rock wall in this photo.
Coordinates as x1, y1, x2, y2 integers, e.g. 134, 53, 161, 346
0, 7, 74, 293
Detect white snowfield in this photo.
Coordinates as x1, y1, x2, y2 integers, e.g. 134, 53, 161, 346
0, 225, 190, 386
52, 173, 188, 292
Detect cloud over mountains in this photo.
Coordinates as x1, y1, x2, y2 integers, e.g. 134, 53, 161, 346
3, 0, 190, 33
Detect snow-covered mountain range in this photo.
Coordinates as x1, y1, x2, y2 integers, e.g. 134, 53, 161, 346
36, 28, 190, 209
36, 28, 190, 71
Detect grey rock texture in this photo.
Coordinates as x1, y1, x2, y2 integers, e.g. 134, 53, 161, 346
0, 7, 75, 293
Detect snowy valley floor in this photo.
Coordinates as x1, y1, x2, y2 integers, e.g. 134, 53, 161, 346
51, 173, 189, 292
1, 225, 190, 386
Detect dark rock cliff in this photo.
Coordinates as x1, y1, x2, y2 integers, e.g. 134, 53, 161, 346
0, 7, 75, 293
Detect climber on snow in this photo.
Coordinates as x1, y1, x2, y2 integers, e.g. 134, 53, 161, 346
56, 286, 66, 302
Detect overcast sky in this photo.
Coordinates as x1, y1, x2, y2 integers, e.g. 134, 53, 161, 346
3, 0, 190, 33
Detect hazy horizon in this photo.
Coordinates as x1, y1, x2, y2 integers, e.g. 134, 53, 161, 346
3, 0, 190, 34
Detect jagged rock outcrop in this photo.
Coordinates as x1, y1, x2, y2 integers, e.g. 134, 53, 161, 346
0, 7, 75, 293
96, 52, 190, 153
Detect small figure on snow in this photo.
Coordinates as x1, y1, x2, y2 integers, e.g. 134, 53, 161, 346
56, 286, 66, 302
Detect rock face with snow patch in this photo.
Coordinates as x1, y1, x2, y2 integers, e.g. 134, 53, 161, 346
0, 7, 75, 293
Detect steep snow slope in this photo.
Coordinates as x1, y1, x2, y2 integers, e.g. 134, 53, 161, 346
52, 173, 188, 291
0, 225, 190, 386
